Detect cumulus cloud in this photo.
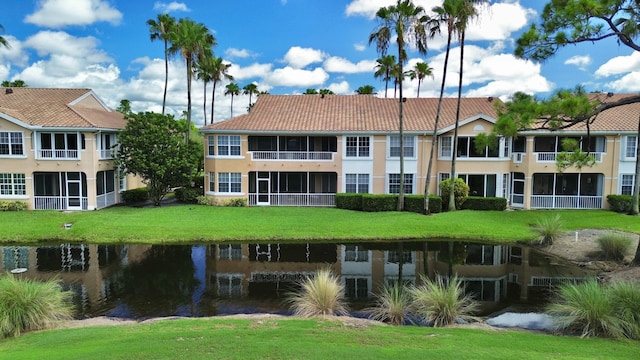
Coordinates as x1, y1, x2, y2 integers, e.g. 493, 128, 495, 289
153, 1, 190, 13
354, 43, 366, 52
283, 46, 326, 69
595, 51, 640, 77
225, 48, 257, 59
327, 80, 351, 94
25, 0, 122, 28
264, 66, 329, 87
0, 35, 30, 67
605, 72, 640, 92
564, 55, 592, 71
229, 63, 272, 80
324, 57, 377, 74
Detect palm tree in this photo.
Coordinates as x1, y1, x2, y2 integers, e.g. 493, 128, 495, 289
0, 24, 9, 49
1, 80, 27, 87
194, 55, 215, 125
304, 88, 319, 94
374, 55, 396, 98
408, 62, 433, 97
169, 18, 216, 142
369, 0, 429, 212
319, 89, 334, 95
209, 56, 234, 124
355, 85, 376, 94
242, 83, 259, 108
224, 82, 241, 118
147, 14, 176, 115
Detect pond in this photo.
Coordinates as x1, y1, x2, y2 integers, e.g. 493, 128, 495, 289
0, 241, 597, 320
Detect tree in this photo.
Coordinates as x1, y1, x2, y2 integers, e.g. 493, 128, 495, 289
194, 55, 215, 125
209, 56, 234, 124
407, 61, 433, 97
303, 88, 319, 94
373, 55, 396, 98
115, 112, 201, 206
319, 89, 334, 95
147, 13, 176, 115
369, 0, 429, 212
116, 99, 132, 115
224, 82, 240, 118
242, 83, 259, 108
169, 18, 216, 141
0, 24, 9, 49
1, 80, 27, 87
355, 85, 376, 94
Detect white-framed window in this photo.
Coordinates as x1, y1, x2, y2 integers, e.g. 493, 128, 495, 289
208, 171, 215, 192
212, 274, 243, 297
389, 135, 415, 158
344, 245, 368, 262
218, 172, 242, 193
344, 277, 369, 299
439, 136, 452, 158
456, 136, 499, 158
345, 174, 369, 193
386, 250, 413, 264
388, 173, 414, 194
621, 174, 635, 195
462, 278, 504, 302
0, 131, 24, 156
217, 135, 241, 156
98, 133, 116, 159
207, 136, 215, 156
438, 173, 450, 196
0, 173, 26, 195
625, 135, 637, 159
218, 244, 242, 260
345, 136, 370, 157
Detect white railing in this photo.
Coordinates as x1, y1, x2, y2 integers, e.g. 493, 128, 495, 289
39, 149, 79, 159
96, 192, 117, 209
99, 149, 114, 159
530, 195, 602, 209
34, 196, 88, 210
251, 151, 334, 161
249, 193, 335, 206
530, 276, 586, 287
510, 194, 525, 207
536, 152, 602, 162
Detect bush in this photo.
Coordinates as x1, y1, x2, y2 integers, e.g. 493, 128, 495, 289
361, 194, 398, 212
409, 275, 478, 327
439, 178, 469, 210
609, 281, 640, 340
460, 197, 507, 211
287, 268, 348, 317
225, 198, 247, 207
121, 187, 149, 204
531, 214, 563, 246
335, 193, 363, 211
367, 282, 411, 325
597, 233, 633, 261
174, 187, 203, 204
607, 195, 633, 213
403, 195, 442, 214
0, 276, 74, 338
0, 201, 28, 211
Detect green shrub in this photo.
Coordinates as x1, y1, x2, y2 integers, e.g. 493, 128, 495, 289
361, 194, 398, 212
174, 187, 203, 204
439, 178, 469, 210
367, 282, 411, 325
531, 214, 563, 245
0, 201, 28, 211
335, 193, 363, 211
225, 198, 247, 207
192, 174, 204, 189
460, 197, 507, 211
597, 233, 633, 261
287, 268, 348, 317
0, 276, 74, 338
403, 195, 442, 214
609, 281, 640, 340
409, 275, 478, 327
606, 195, 633, 213
121, 187, 149, 204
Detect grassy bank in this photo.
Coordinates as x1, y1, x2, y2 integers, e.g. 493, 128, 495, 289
1, 206, 639, 245
1, 317, 637, 359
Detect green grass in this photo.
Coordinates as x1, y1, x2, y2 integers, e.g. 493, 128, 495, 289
0, 317, 637, 359
1, 206, 639, 245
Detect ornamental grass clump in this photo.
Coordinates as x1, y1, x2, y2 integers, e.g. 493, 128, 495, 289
367, 281, 411, 325
287, 268, 348, 318
409, 275, 478, 327
531, 214, 563, 245
0, 275, 74, 338
596, 233, 633, 261
609, 281, 640, 340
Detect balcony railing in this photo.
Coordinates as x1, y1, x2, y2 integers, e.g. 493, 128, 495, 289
99, 149, 114, 159
251, 151, 334, 161
536, 152, 602, 162
249, 193, 335, 206
530, 195, 602, 209
39, 149, 79, 159
34, 196, 88, 210
96, 191, 117, 209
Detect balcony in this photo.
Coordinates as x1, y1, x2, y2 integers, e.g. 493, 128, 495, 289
39, 149, 79, 159
251, 151, 334, 161
249, 193, 335, 206
530, 195, 602, 209
99, 149, 114, 159
34, 196, 88, 210
535, 152, 603, 162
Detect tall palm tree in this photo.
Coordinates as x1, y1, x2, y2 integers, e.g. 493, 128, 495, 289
373, 55, 396, 98
408, 61, 433, 97
242, 83, 259, 108
169, 18, 216, 142
210, 56, 234, 124
355, 85, 375, 94
194, 55, 215, 125
0, 24, 9, 49
147, 14, 176, 115
224, 82, 241, 118
369, 0, 429, 212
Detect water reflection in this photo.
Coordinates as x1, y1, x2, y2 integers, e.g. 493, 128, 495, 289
0, 241, 596, 319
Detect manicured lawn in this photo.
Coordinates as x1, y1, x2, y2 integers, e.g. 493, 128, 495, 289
1, 206, 638, 245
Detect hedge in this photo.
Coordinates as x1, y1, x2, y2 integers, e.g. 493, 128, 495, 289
607, 194, 633, 213
336, 193, 442, 214
460, 196, 507, 211
335, 193, 363, 211
361, 194, 398, 212
404, 195, 442, 214
121, 187, 149, 204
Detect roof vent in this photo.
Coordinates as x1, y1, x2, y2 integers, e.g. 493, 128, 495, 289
488, 96, 494, 102
607, 92, 614, 97
5, 88, 13, 94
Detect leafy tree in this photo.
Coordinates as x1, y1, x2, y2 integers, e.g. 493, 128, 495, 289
369, 0, 429, 211
169, 18, 216, 141
115, 112, 201, 206
147, 13, 176, 115
1, 80, 26, 87
407, 61, 433, 97
303, 88, 319, 94
224, 82, 240, 118
374, 55, 396, 98
242, 83, 259, 108
355, 85, 376, 94
116, 99, 132, 115
209, 56, 234, 124
319, 88, 334, 95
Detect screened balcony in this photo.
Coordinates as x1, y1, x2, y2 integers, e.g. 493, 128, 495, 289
248, 135, 337, 161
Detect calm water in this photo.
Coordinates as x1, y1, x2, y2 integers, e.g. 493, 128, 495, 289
1, 241, 596, 319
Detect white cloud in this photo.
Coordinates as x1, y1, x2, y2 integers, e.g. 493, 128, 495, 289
354, 43, 366, 52
0, 36, 30, 67
24, 31, 112, 63
283, 46, 326, 68
264, 66, 329, 87
327, 81, 351, 94
595, 51, 640, 77
153, 2, 190, 13
565, 55, 592, 71
346, 0, 441, 19
324, 57, 377, 74
466, 2, 535, 42
229, 63, 272, 80
225, 48, 256, 59
24, 0, 122, 28
605, 72, 640, 92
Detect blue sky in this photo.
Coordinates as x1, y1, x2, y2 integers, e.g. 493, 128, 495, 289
1, 0, 638, 126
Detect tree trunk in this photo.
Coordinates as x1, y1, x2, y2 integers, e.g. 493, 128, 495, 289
397, 48, 405, 212
449, 32, 466, 212
632, 235, 640, 266
632, 115, 640, 214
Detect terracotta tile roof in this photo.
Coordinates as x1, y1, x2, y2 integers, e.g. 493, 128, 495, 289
201, 94, 501, 133
0, 87, 126, 129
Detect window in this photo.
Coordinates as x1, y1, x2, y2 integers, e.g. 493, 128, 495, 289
96, 171, 115, 195
212, 274, 243, 297
0, 173, 26, 195
621, 174, 634, 195
99, 133, 116, 158
345, 277, 369, 299
458, 174, 497, 197
439, 136, 452, 158
463, 279, 502, 302
389, 135, 414, 157
345, 136, 370, 157
457, 136, 499, 158
207, 136, 215, 156
387, 250, 413, 264
218, 172, 242, 193
626, 136, 637, 159
217, 135, 241, 156
39, 132, 80, 158
208, 172, 215, 192
345, 174, 369, 193
218, 244, 242, 260
388, 173, 414, 194
344, 245, 368, 262
0, 132, 24, 156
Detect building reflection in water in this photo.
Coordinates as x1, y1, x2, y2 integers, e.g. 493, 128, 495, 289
0, 241, 596, 319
